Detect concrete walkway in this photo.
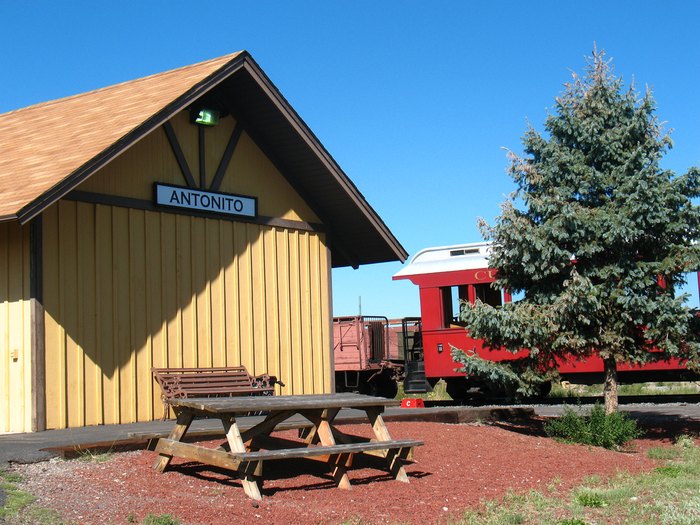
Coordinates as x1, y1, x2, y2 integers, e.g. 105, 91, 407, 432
0, 406, 532, 467
4, 402, 699, 468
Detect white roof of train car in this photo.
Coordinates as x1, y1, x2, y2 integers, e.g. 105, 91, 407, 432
393, 241, 493, 278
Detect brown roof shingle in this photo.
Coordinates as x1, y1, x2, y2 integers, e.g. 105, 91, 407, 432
0, 52, 241, 220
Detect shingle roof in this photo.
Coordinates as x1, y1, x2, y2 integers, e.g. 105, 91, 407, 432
0, 51, 407, 267
0, 52, 240, 220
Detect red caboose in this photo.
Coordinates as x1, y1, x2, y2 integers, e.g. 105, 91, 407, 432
393, 241, 694, 400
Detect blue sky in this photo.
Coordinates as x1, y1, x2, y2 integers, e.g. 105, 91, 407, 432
2, 1, 699, 317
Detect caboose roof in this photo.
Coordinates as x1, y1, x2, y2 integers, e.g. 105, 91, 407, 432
0, 51, 406, 268
392, 241, 492, 280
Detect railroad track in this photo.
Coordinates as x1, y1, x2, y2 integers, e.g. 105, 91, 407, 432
422, 393, 700, 408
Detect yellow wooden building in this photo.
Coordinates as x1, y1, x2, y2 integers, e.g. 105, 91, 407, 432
0, 52, 406, 433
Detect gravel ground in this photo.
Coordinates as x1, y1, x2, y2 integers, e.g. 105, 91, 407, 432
7, 417, 694, 525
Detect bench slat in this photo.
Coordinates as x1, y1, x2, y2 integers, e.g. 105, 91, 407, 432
154, 366, 248, 373
160, 373, 253, 380
169, 382, 261, 389
167, 380, 265, 387
229, 439, 424, 461
164, 374, 250, 384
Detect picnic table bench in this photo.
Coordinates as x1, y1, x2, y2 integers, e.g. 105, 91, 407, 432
152, 366, 280, 419
151, 393, 424, 500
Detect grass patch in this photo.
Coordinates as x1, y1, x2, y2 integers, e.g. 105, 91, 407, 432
0, 470, 35, 519
549, 381, 700, 398
450, 434, 700, 525
142, 514, 182, 525
0, 469, 65, 524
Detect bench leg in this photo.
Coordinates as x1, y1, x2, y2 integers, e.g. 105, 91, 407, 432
222, 416, 263, 501
305, 409, 352, 490
153, 409, 193, 473
329, 453, 352, 490
238, 460, 263, 501
301, 407, 340, 445
365, 408, 410, 482
385, 447, 411, 483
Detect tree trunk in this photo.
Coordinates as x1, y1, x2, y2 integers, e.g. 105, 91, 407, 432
603, 356, 619, 414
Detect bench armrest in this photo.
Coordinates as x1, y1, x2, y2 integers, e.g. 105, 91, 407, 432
251, 374, 285, 389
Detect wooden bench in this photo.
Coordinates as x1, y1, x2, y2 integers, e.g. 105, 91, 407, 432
154, 437, 423, 482
228, 439, 424, 461
152, 366, 281, 419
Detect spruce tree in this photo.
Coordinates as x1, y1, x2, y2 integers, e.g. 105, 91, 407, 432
461, 49, 700, 413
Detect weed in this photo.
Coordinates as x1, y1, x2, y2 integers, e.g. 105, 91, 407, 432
675, 434, 696, 449
546, 476, 563, 493
581, 474, 600, 486
558, 519, 589, 525
500, 513, 525, 524
655, 465, 683, 478
74, 444, 114, 463
598, 485, 637, 504
544, 403, 641, 449
142, 513, 181, 525
574, 488, 607, 508
648, 446, 680, 460
659, 495, 700, 524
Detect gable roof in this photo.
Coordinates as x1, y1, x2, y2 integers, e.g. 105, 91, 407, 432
0, 51, 406, 268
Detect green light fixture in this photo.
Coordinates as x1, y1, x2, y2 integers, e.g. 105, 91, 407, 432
194, 108, 220, 126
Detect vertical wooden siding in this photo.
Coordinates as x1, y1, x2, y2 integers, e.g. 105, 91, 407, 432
42, 201, 331, 428
0, 222, 32, 433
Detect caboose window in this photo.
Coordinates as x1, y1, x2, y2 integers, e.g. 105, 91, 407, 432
441, 285, 469, 328
438, 284, 507, 329
474, 283, 502, 307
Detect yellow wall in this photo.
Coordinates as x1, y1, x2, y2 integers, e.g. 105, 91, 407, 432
41, 112, 332, 429
0, 222, 33, 433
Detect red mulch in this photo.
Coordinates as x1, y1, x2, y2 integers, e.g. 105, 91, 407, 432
12, 417, 698, 525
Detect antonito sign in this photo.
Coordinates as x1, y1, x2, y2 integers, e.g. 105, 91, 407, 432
155, 184, 256, 218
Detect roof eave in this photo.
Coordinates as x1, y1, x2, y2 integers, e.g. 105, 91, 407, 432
238, 57, 407, 265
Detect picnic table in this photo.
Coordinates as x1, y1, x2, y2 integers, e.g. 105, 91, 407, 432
151, 393, 423, 500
